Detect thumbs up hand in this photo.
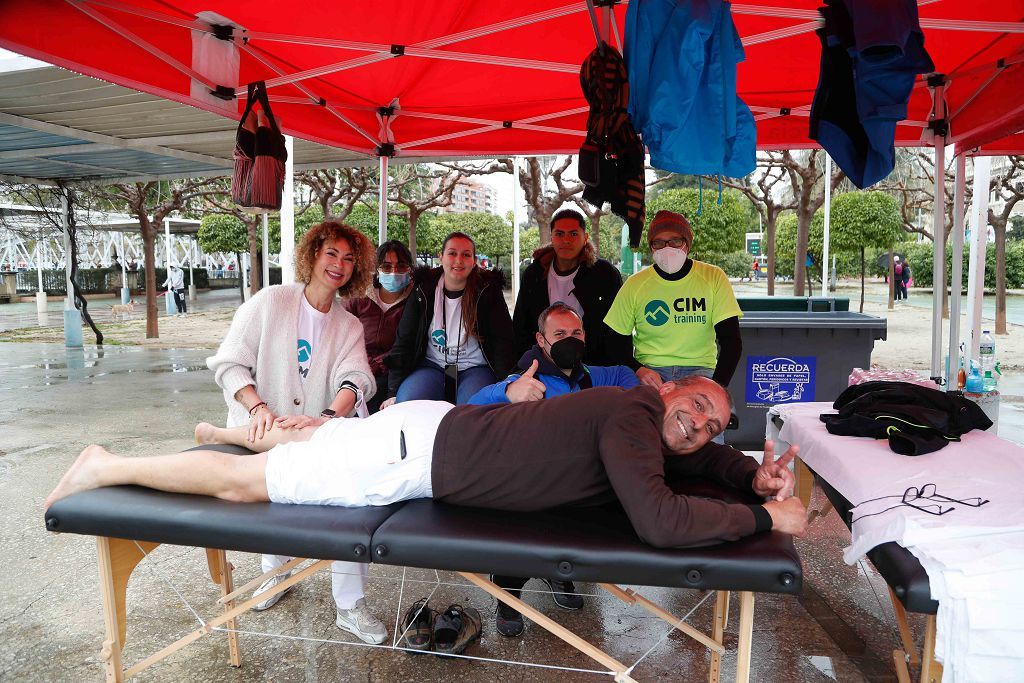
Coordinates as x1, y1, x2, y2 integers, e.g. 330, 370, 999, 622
505, 359, 547, 403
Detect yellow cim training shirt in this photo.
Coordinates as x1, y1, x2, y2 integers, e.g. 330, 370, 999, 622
604, 261, 742, 369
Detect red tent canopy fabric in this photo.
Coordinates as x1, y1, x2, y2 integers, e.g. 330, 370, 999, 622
2, 1, 1023, 163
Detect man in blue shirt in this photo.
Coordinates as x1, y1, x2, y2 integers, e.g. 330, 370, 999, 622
468, 302, 639, 637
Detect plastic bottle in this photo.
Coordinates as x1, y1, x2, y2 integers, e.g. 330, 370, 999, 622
979, 331, 997, 391
965, 363, 984, 394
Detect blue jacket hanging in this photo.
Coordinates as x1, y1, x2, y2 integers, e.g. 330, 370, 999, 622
625, 0, 756, 178
809, 0, 934, 188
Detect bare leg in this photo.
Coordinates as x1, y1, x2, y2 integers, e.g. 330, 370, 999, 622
45, 445, 270, 510
195, 422, 317, 452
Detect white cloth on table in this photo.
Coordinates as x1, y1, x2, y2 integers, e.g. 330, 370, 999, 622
771, 402, 1024, 683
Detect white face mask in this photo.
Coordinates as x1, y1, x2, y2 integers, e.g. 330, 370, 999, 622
653, 246, 688, 274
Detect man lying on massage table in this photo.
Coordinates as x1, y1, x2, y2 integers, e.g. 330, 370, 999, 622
45, 376, 807, 547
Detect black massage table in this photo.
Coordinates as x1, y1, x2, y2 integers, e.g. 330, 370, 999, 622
774, 415, 942, 683
45, 445, 802, 683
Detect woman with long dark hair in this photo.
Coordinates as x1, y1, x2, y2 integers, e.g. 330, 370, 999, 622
344, 240, 414, 413
382, 231, 514, 406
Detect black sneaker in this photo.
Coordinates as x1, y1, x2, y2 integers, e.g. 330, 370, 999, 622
543, 578, 584, 610
399, 598, 434, 652
495, 601, 524, 637
433, 604, 482, 655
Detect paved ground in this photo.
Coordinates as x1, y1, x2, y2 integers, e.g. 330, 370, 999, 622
2, 282, 1022, 682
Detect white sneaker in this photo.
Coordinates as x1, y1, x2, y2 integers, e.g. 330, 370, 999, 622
252, 572, 293, 611
336, 598, 387, 644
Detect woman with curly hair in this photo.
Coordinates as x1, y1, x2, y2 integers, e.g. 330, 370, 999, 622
203, 220, 387, 644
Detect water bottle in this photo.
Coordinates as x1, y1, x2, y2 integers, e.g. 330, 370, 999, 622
965, 363, 984, 393
979, 331, 997, 391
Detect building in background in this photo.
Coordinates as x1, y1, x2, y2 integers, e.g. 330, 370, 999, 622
437, 177, 498, 214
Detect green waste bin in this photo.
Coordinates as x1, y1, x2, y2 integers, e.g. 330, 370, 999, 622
725, 309, 887, 449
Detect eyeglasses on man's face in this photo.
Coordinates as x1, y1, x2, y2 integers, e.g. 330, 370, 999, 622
378, 264, 411, 274
650, 237, 686, 250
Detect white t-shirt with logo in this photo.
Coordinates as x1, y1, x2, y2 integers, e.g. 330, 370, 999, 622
425, 282, 487, 370
547, 265, 583, 318
296, 296, 328, 383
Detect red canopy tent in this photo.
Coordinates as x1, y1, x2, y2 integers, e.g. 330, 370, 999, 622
1, 1, 1022, 158
1, 0, 1022, 378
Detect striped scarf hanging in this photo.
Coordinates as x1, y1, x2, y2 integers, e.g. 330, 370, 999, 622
578, 43, 646, 248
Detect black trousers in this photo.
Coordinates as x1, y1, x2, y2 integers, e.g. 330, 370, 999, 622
172, 288, 187, 313
492, 574, 530, 596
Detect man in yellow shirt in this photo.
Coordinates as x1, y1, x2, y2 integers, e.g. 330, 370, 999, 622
604, 210, 742, 441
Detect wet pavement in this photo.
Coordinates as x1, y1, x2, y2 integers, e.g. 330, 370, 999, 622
1, 341, 1022, 682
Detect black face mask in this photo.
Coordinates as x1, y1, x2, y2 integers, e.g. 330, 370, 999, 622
547, 336, 586, 370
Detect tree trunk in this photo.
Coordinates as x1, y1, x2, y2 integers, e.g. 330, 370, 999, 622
408, 209, 419, 258
590, 213, 601, 257
887, 246, 895, 310
64, 189, 104, 345
766, 215, 777, 296
860, 246, 865, 313
995, 221, 1007, 334
234, 252, 244, 304
140, 217, 159, 339
247, 221, 260, 294
793, 207, 812, 297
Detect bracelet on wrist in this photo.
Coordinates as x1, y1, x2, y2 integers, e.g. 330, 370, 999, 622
249, 401, 267, 417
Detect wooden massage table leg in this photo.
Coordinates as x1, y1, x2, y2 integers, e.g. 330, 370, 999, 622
709, 590, 730, 683
734, 592, 755, 683
920, 615, 943, 683
96, 537, 159, 683
205, 549, 241, 667
461, 572, 638, 682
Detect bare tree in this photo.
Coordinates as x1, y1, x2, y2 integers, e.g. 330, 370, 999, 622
779, 150, 847, 296
718, 153, 799, 295
519, 156, 584, 244
986, 156, 1024, 335
201, 181, 267, 297
0, 182, 103, 343
388, 160, 511, 255
93, 179, 222, 338
296, 167, 374, 221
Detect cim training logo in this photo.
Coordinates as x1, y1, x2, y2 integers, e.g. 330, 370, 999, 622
297, 339, 312, 364
431, 329, 448, 351
644, 300, 670, 326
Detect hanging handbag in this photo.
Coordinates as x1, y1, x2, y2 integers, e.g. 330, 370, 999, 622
231, 81, 287, 211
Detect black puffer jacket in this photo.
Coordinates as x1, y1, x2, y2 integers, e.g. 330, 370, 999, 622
820, 381, 992, 456
512, 244, 628, 366
385, 267, 515, 397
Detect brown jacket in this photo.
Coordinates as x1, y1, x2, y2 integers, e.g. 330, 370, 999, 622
344, 288, 409, 378
431, 386, 763, 548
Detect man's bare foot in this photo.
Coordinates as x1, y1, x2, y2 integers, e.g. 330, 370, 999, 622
44, 445, 114, 511
194, 422, 221, 445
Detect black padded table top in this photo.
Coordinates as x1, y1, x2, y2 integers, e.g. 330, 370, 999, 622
45, 486, 399, 564
43, 444, 801, 593
371, 499, 801, 593
812, 469, 937, 614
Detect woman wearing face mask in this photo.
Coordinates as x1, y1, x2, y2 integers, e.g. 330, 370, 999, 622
343, 240, 414, 413
381, 231, 515, 406
604, 210, 742, 442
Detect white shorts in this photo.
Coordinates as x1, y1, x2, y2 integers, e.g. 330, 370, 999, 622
265, 401, 454, 507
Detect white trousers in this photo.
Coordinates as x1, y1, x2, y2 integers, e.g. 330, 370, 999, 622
261, 553, 367, 610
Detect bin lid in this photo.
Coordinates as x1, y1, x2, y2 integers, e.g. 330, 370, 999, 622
739, 311, 887, 340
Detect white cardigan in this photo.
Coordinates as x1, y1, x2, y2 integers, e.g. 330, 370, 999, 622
207, 283, 375, 427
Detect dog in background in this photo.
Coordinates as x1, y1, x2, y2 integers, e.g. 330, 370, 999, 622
110, 300, 135, 318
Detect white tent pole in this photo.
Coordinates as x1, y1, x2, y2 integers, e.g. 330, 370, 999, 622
120, 231, 130, 304
929, 81, 947, 381
965, 155, 991, 364
35, 236, 47, 312
242, 251, 251, 301
948, 151, 967, 383
512, 156, 521, 300
261, 212, 270, 290
378, 154, 389, 246
821, 153, 832, 298
164, 217, 176, 314
280, 135, 296, 284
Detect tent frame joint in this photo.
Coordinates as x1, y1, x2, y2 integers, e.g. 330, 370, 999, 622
390, 44, 405, 56
209, 85, 236, 101
210, 24, 234, 41
928, 118, 949, 137
926, 73, 947, 88
376, 143, 396, 157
